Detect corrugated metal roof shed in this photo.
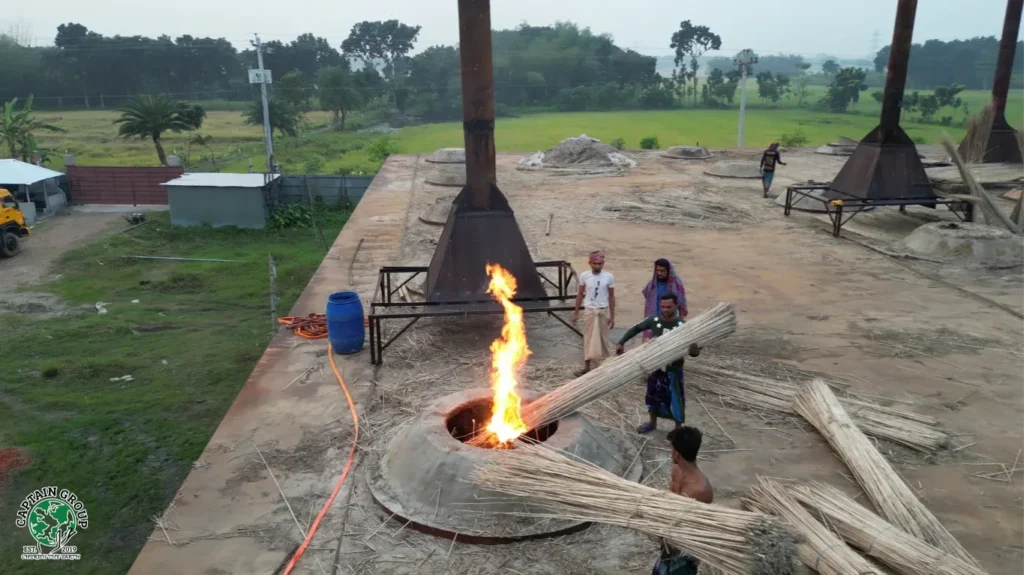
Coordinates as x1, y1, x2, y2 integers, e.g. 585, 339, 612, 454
0, 159, 64, 185
161, 173, 281, 188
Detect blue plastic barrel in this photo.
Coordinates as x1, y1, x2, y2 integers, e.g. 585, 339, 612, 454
326, 291, 365, 354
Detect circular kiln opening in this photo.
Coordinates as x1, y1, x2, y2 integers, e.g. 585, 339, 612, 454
445, 398, 558, 446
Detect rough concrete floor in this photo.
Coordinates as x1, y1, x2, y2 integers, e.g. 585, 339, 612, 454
129, 149, 1023, 575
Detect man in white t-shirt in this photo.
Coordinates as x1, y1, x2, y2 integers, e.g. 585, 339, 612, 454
571, 250, 615, 376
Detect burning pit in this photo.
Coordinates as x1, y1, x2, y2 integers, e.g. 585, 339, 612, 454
368, 265, 641, 541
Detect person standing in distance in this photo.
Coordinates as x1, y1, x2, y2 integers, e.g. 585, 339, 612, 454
571, 250, 615, 376
759, 141, 786, 197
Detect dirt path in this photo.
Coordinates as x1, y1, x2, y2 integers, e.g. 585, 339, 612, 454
0, 211, 122, 292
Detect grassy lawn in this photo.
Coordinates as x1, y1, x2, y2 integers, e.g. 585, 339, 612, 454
30, 88, 1023, 174
0, 210, 349, 574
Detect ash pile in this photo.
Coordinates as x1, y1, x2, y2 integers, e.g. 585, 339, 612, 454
519, 134, 637, 174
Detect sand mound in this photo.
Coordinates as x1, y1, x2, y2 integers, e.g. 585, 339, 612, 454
518, 134, 637, 172
419, 195, 455, 225
425, 148, 465, 164
903, 222, 1023, 268
704, 160, 761, 179
425, 167, 466, 187
662, 146, 713, 160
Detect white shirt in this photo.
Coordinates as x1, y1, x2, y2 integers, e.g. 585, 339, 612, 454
579, 270, 614, 309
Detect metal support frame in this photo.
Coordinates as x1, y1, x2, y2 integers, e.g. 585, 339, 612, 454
368, 261, 581, 365
784, 185, 973, 237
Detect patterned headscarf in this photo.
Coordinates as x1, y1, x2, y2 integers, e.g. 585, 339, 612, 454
642, 259, 688, 336
588, 250, 605, 264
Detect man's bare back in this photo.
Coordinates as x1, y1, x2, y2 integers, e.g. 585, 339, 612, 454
670, 463, 713, 504
653, 427, 711, 575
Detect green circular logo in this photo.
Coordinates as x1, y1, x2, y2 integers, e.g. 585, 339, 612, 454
28, 498, 79, 548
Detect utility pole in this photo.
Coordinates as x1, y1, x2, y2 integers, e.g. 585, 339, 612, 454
253, 34, 275, 173
734, 49, 758, 149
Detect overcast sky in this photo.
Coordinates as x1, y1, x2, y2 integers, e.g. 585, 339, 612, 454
2, 0, 1019, 59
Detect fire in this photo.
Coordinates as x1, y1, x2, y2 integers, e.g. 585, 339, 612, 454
484, 263, 530, 445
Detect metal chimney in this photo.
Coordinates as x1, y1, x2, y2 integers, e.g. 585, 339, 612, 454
958, 0, 1023, 164
825, 0, 935, 203
424, 0, 546, 304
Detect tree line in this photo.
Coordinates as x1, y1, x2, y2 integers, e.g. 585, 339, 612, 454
5, 20, 1018, 116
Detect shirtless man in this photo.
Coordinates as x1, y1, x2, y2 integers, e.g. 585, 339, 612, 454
653, 426, 713, 575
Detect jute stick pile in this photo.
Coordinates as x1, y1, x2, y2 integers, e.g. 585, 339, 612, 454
688, 365, 950, 452
790, 482, 988, 575
521, 302, 736, 430
745, 477, 885, 575
473, 445, 798, 575
793, 379, 980, 567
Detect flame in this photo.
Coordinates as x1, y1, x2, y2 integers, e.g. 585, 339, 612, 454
484, 263, 530, 445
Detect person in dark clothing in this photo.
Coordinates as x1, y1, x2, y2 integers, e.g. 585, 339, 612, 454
759, 142, 786, 196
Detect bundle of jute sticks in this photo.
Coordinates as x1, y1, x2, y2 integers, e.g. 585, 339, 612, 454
793, 380, 980, 568
521, 302, 736, 430
467, 302, 736, 447
790, 482, 988, 575
473, 445, 798, 575
688, 364, 950, 453
745, 477, 884, 575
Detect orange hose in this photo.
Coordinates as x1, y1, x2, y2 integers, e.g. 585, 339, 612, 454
277, 314, 371, 339
281, 341, 360, 575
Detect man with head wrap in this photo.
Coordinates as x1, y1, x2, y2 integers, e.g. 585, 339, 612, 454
571, 250, 615, 376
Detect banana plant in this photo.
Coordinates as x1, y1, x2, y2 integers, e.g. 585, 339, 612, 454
0, 96, 65, 161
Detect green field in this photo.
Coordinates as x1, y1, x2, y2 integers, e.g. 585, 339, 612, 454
0, 210, 349, 574
31, 87, 1023, 174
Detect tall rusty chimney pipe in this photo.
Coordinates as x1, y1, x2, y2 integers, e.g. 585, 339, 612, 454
423, 0, 546, 303
879, 0, 917, 131
825, 0, 935, 203
457, 0, 498, 209
991, 0, 1023, 122
961, 0, 1023, 163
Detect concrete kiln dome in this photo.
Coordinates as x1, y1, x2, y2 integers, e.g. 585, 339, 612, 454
419, 195, 456, 225
704, 160, 761, 179
426, 148, 466, 164
815, 144, 856, 156
903, 222, 1024, 268
662, 146, 714, 160
368, 388, 642, 542
425, 167, 467, 187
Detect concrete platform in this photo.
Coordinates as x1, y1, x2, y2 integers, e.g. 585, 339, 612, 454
127, 149, 1023, 575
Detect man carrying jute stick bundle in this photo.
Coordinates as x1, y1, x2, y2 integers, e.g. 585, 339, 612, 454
617, 293, 701, 434
653, 426, 713, 575
571, 250, 615, 376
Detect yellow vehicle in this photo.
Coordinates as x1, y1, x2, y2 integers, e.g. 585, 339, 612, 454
0, 187, 30, 258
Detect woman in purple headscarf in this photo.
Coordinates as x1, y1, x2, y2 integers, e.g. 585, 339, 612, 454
641, 259, 687, 341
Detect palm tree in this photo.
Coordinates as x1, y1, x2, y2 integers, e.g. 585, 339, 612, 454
0, 96, 65, 161
113, 96, 203, 166
243, 99, 301, 138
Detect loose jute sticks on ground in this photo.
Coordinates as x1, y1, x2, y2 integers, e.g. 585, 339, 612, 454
473, 445, 798, 575
521, 302, 736, 430
792, 380, 980, 568
790, 482, 987, 575
745, 477, 884, 575
688, 365, 950, 453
